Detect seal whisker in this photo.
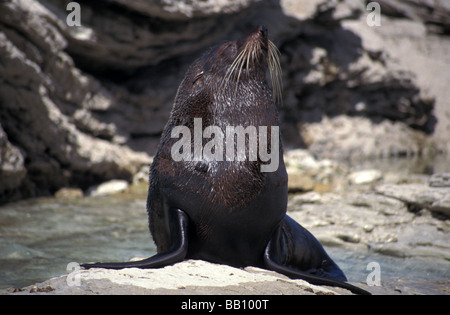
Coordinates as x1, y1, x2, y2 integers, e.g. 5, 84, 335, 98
229, 42, 251, 99
268, 40, 282, 104
246, 46, 251, 73
222, 48, 246, 91
235, 48, 249, 98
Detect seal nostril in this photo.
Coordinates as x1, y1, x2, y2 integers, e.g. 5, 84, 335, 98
259, 25, 268, 37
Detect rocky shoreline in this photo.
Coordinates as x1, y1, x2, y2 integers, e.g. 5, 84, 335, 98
1, 150, 448, 295
285, 150, 450, 258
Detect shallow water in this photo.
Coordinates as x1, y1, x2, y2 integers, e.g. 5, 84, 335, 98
0, 196, 153, 289
328, 248, 449, 283
0, 193, 448, 290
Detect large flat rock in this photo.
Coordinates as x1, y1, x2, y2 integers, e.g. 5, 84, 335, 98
5, 259, 448, 295
4, 260, 356, 295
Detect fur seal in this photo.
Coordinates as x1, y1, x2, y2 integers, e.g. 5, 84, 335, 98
82, 26, 370, 295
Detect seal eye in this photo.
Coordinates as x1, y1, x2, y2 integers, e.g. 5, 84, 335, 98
192, 71, 204, 85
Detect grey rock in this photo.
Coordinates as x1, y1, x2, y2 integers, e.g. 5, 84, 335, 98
0, 124, 27, 198
429, 173, 450, 187
4, 255, 447, 295
288, 171, 450, 263
302, 116, 430, 160
376, 183, 450, 216
46, 0, 260, 71
88, 179, 129, 196
285, 149, 349, 193
0, 0, 151, 203
365, 278, 450, 295
104, 0, 259, 20
348, 169, 383, 185
341, 11, 450, 157
377, 0, 450, 35
54, 188, 84, 199
2, 259, 351, 295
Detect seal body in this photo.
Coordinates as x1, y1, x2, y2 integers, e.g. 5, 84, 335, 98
82, 26, 370, 295
147, 26, 286, 268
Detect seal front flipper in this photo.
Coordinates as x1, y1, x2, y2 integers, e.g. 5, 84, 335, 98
81, 209, 189, 270
264, 215, 371, 295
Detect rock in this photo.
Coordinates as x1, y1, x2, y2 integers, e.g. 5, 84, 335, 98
342, 8, 450, 156
2, 260, 354, 295
287, 168, 315, 192
54, 0, 261, 71
0, 124, 27, 201
29, 285, 54, 293
377, 0, 450, 35
371, 278, 450, 295
104, 0, 258, 20
289, 191, 324, 205
284, 149, 349, 193
373, 242, 450, 260
54, 188, 84, 199
132, 164, 152, 185
429, 194, 450, 217
5, 258, 447, 295
336, 233, 361, 244
375, 183, 450, 216
302, 116, 429, 160
0, 0, 152, 204
281, 0, 449, 158
348, 169, 383, 185
288, 182, 450, 262
284, 149, 322, 171
88, 180, 129, 196
429, 173, 450, 187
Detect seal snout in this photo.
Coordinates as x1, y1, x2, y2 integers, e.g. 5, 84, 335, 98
221, 26, 282, 103
258, 25, 268, 39
249, 25, 268, 44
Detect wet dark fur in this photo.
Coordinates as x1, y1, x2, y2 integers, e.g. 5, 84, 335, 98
82, 26, 370, 295
149, 26, 283, 265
